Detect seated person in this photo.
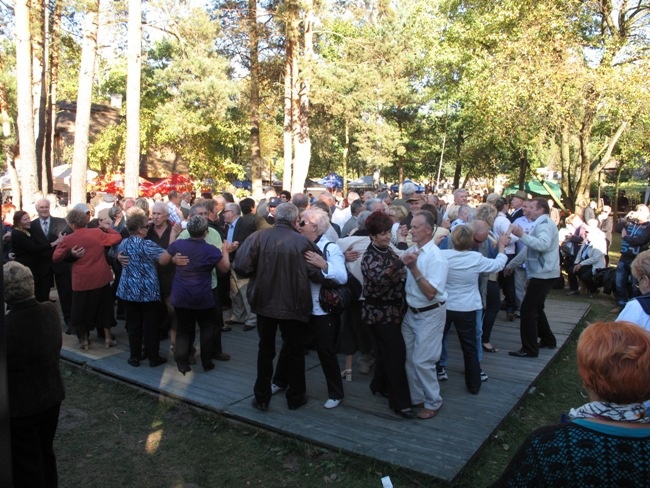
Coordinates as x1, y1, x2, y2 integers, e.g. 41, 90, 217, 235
495, 321, 650, 486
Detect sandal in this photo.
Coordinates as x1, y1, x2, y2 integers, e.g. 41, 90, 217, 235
341, 369, 352, 382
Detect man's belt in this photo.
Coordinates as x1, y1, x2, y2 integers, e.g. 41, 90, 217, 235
409, 302, 445, 314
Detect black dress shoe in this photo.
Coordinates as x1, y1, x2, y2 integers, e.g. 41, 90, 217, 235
508, 350, 538, 358
396, 408, 417, 419
252, 399, 268, 411
537, 342, 557, 349
288, 396, 309, 410
203, 362, 215, 372
149, 356, 167, 367
127, 357, 140, 367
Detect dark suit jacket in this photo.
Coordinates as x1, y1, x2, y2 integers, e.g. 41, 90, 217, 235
508, 208, 524, 223
31, 216, 72, 275
6, 299, 65, 417
229, 215, 257, 261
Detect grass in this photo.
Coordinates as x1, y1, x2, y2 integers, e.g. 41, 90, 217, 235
55, 235, 624, 487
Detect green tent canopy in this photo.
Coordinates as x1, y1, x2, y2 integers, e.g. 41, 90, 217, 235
503, 180, 562, 199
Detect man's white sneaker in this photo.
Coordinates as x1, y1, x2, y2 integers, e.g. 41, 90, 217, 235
324, 398, 341, 409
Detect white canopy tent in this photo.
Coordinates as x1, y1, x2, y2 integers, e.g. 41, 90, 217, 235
52, 165, 98, 193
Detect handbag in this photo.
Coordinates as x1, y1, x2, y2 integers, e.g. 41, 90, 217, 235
318, 243, 363, 314
559, 238, 576, 258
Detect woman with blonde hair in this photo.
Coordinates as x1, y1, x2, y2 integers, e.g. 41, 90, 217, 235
496, 321, 650, 486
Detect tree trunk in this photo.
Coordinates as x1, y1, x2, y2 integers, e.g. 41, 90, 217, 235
282, 5, 298, 193
291, 0, 312, 194
248, 0, 264, 198
15, 0, 38, 206
517, 148, 527, 190
32, 0, 47, 186
44, 0, 60, 185
71, 0, 100, 205
1, 56, 19, 207
125, 0, 141, 199
342, 119, 349, 196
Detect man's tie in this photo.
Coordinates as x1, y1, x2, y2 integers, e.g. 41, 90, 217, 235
42, 219, 49, 235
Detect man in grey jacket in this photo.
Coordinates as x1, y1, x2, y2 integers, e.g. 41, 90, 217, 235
505, 198, 560, 358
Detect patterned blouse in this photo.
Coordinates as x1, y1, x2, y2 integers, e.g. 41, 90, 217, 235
116, 236, 165, 302
361, 243, 406, 326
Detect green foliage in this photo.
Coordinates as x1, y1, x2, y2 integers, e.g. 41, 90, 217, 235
88, 122, 126, 173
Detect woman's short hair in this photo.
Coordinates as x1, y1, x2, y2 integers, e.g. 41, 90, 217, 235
108, 206, 122, 220
631, 249, 650, 281
126, 213, 149, 234
577, 321, 650, 404
13, 210, 28, 227
186, 215, 208, 238
494, 197, 508, 213
301, 208, 330, 235
475, 203, 497, 227
365, 210, 393, 236
66, 209, 89, 228
451, 224, 473, 251
134, 198, 150, 215
388, 205, 408, 222
4, 261, 35, 304
446, 204, 460, 221
356, 211, 371, 231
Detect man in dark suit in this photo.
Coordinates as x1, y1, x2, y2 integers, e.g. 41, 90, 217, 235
508, 190, 528, 223
223, 202, 258, 331
31, 198, 73, 328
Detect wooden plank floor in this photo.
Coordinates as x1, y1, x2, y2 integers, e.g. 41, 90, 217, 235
60, 298, 590, 482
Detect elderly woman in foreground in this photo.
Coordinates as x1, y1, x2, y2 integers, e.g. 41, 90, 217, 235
495, 321, 650, 486
4, 261, 65, 488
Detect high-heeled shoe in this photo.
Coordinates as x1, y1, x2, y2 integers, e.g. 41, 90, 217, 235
177, 364, 191, 376
369, 386, 389, 398
341, 369, 352, 382
79, 340, 90, 351
105, 338, 117, 349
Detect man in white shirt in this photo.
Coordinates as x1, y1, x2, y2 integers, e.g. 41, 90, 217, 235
400, 210, 448, 420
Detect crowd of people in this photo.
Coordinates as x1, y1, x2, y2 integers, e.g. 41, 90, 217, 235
4, 183, 650, 486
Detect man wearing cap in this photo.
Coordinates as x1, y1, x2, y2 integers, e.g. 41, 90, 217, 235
265, 197, 281, 225
508, 190, 528, 223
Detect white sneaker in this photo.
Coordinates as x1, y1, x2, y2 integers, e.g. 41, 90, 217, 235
271, 384, 285, 395
324, 398, 341, 409
480, 370, 489, 382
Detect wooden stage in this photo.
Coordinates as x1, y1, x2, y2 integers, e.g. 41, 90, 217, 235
60, 298, 590, 483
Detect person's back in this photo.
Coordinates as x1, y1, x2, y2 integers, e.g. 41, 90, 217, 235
495, 421, 650, 487
234, 206, 322, 323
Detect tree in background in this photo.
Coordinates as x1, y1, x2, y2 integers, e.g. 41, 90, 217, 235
71, 0, 100, 205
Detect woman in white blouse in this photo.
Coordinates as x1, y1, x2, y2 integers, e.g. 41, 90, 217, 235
440, 225, 509, 394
